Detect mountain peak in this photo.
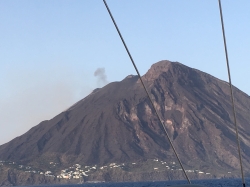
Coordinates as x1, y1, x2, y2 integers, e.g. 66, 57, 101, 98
143, 60, 180, 81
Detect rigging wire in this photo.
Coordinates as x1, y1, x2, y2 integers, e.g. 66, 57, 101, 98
103, 0, 191, 184
218, 1, 246, 187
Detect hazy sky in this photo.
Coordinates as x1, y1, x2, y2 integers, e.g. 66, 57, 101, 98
0, 1, 250, 145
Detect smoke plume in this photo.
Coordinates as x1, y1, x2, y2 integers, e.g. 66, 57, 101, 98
94, 68, 108, 86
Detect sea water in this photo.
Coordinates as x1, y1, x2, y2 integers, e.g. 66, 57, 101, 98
29, 178, 249, 187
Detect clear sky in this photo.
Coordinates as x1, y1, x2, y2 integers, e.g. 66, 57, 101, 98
0, 1, 250, 145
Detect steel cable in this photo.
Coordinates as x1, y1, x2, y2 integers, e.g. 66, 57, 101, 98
103, 0, 191, 184
218, 1, 246, 187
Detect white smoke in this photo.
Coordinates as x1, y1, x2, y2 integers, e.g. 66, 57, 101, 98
94, 68, 109, 86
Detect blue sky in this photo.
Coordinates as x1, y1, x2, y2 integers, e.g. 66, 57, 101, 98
0, 0, 250, 145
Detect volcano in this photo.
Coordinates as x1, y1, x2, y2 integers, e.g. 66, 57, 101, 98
1, 60, 250, 174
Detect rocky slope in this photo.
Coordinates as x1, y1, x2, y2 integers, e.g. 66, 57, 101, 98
1, 60, 250, 185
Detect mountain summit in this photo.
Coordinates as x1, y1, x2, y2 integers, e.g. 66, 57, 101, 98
1, 60, 250, 175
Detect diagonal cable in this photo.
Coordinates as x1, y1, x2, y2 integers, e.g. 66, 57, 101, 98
103, 0, 191, 184
218, 1, 245, 187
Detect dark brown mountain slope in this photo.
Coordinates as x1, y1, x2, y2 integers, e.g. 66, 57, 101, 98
1, 60, 250, 173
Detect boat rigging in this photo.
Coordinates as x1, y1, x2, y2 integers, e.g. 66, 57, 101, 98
103, 0, 246, 186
